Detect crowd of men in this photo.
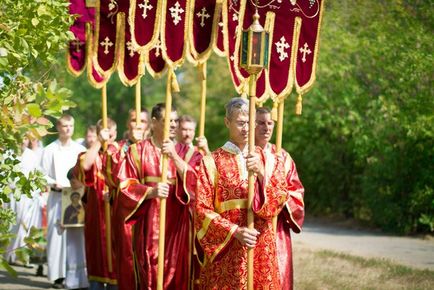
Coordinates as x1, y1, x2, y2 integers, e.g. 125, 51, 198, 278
5, 98, 304, 290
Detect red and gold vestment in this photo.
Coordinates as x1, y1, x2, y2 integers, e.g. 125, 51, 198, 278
195, 142, 291, 289
118, 138, 202, 290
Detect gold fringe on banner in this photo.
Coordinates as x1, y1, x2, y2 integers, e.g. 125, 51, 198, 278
171, 70, 180, 93
295, 94, 303, 115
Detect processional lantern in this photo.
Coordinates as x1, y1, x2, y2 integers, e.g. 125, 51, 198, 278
240, 10, 269, 75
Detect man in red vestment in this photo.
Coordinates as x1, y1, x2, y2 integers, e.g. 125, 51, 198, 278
103, 109, 148, 290
118, 103, 202, 290
177, 115, 210, 155
72, 118, 118, 290
255, 107, 305, 289
195, 97, 292, 289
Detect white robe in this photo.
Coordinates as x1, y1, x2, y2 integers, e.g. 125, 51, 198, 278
5, 148, 45, 264
40, 140, 85, 282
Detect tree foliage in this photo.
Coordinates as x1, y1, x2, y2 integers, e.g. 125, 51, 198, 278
0, 0, 75, 271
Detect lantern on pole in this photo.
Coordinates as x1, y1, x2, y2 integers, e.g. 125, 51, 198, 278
240, 10, 269, 74
239, 5, 270, 290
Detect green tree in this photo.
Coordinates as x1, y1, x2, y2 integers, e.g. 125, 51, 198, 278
0, 0, 75, 273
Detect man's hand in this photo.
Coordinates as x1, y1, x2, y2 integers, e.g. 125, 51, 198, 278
131, 127, 145, 142
147, 182, 169, 200
246, 152, 264, 180
99, 128, 110, 142
161, 140, 177, 159
196, 136, 210, 153
234, 227, 260, 248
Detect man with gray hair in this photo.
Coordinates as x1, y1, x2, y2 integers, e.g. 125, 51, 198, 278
195, 97, 292, 288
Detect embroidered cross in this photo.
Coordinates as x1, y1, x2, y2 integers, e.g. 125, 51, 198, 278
169, 2, 184, 25
71, 39, 83, 53
275, 36, 290, 62
138, 0, 153, 19
100, 37, 113, 55
196, 7, 210, 27
126, 41, 135, 57
154, 39, 161, 57
299, 42, 311, 63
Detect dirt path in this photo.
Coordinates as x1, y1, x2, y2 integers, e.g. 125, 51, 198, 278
292, 220, 434, 271
1, 221, 433, 289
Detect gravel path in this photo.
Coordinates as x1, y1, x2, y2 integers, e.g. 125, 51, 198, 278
293, 220, 434, 271
1, 221, 433, 289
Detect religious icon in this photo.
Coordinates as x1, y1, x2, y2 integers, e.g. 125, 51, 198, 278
61, 187, 85, 227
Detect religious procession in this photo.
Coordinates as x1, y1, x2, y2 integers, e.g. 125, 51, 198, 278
2, 0, 433, 290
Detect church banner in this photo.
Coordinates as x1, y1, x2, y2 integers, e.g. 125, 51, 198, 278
188, 0, 222, 64
225, 0, 325, 102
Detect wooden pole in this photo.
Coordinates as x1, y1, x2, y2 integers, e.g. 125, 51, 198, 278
276, 100, 284, 154
135, 77, 142, 128
247, 74, 257, 290
198, 62, 207, 137
101, 84, 113, 272
157, 71, 173, 290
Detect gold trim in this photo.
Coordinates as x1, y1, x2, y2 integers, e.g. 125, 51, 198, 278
130, 143, 142, 178
215, 198, 248, 214
144, 176, 176, 185
125, 187, 152, 221
294, 0, 325, 96
202, 155, 217, 188
88, 275, 117, 285
196, 211, 219, 240
66, 49, 85, 77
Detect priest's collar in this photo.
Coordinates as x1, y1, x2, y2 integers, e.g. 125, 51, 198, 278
222, 141, 248, 156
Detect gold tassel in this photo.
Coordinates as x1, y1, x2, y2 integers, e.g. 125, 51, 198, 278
171, 70, 180, 93
295, 94, 302, 115
271, 101, 278, 121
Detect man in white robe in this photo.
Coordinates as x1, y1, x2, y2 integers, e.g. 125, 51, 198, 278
40, 115, 85, 288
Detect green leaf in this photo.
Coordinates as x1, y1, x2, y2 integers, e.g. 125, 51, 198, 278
0, 257, 17, 277
26, 103, 42, 117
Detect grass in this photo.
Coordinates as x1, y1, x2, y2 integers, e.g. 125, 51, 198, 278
293, 245, 434, 290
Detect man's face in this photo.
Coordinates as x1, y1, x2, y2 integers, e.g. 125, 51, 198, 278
71, 193, 80, 206
153, 110, 179, 140
57, 119, 74, 139
178, 121, 196, 145
225, 111, 249, 146
108, 126, 117, 143
255, 112, 275, 144
85, 130, 97, 148
128, 111, 148, 133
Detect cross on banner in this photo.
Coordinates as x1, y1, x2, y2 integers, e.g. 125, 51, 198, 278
196, 7, 210, 27
138, 0, 153, 19
169, 1, 184, 25
299, 42, 312, 63
71, 39, 84, 53
275, 36, 290, 62
126, 41, 135, 57
100, 37, 113, 55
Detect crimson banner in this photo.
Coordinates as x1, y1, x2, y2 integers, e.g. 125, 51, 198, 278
117, 0, 144, 86
93, 0, 123, 76
188, 0, 221, 63
129, 0, 161, 51
225, 0, 324, 102
161, 0, 189, 67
